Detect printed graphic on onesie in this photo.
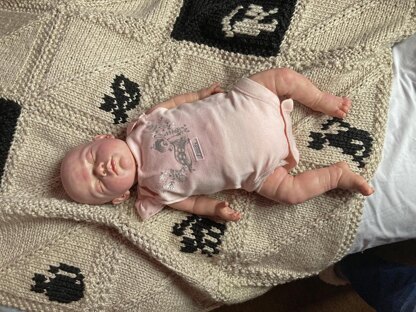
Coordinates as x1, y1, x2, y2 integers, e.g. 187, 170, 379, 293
145, 117, 196, 192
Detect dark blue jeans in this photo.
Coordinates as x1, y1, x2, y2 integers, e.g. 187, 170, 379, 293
339, 252, 416, 312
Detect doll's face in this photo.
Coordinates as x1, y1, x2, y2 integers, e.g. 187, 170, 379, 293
60, 135, 137, 205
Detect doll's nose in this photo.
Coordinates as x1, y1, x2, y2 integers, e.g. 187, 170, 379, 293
94, 162, 107, 177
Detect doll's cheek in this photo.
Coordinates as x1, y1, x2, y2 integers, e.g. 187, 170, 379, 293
120, 157, 136, 174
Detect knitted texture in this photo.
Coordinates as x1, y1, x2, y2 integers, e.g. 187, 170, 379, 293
0, 0, 415, 311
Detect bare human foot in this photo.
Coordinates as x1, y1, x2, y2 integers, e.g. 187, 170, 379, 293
332, 161, 374, 196
313, 92, 351, 119
215, 201, 241, 222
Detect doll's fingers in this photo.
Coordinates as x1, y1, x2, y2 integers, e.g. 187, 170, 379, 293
209, 82, 225, 93
213, 86, 225, 93
220, 201, 230, 208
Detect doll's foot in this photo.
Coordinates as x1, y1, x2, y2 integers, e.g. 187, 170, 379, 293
333, 161, 374, 196
216, 201, 241, 222
314, 93, 351, 119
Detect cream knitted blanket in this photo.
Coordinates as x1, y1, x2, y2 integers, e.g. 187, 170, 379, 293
0, 0, 415, 311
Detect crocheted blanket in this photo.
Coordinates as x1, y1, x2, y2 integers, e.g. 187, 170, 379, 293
0, 0, 415, 311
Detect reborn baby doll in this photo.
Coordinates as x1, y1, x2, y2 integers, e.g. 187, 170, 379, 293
60, 68, 374, 221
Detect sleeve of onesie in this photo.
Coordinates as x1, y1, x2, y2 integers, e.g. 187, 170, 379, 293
134, 188, 165, 220
127, 108, 169, 221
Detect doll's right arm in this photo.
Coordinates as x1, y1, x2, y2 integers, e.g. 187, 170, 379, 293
168, 195, 241, 222
146, 83, 224, 114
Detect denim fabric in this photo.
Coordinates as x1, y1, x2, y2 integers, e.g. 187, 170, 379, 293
339, 252, 416, 312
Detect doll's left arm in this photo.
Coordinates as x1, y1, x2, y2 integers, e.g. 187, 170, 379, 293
146, 83, 223, 114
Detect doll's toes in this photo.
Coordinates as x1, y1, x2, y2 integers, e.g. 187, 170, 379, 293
222, 209, 241, 222
228, 211, 241, 221
341, 97, 351, 112
217, 203, 241, 221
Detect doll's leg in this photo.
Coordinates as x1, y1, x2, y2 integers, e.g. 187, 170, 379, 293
249, 68, 351, 119
258, 161, 373, 205
169, 196, 241, 222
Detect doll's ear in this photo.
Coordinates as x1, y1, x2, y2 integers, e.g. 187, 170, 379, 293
112, 191, 130, 205
94, 134, 115, 140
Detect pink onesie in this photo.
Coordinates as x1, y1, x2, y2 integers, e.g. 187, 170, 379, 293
126, 78, 299, 220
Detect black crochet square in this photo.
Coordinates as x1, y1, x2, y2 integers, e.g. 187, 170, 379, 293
171, 0, 297, 57
0, 98, 21, 186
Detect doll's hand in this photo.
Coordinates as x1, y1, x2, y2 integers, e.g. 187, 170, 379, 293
208, 82, 225, 95
215, 201, 241, 222
198, 82, 225, 99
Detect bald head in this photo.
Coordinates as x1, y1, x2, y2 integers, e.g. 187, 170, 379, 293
60, 136, 137, 205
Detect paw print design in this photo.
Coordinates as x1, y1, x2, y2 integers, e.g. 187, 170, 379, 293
222, 4, 279, 38
172, 215, 226, 257
31, 263, 85, 303
309, 118, 373, 168
100, 74, 141, 124
0, 98, 21, 185
171, 0, 298, 57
